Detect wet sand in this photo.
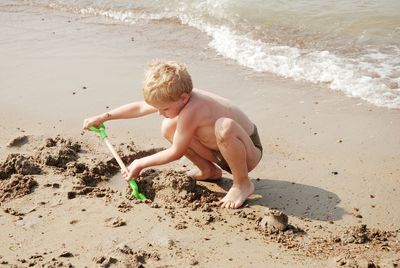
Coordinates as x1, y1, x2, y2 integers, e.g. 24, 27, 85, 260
1, 3, 399, 267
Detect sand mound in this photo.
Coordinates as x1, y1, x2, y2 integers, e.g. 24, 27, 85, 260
134, 169, 219, 208
123, 249, 161, 268
94, 245, 161, 268
0, 154, 41, 179
259, 208, 289, 232
333, 224, 398, 245
34, 136, 81, 169
0, 136, 90, 204
0, 174, 38, 203
69, 160, 117, 187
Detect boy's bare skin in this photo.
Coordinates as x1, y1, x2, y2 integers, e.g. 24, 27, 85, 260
83, 88, 262, 209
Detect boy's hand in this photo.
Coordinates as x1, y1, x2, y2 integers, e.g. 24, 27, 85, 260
122, 160, 143, 181
82, 114, 107, 130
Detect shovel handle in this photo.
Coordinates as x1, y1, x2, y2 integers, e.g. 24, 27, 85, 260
89, 124, 129, 173
88, 123, 147, 200
104, 138, 129, 174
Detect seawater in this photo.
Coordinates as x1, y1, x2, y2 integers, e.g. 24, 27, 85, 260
10, 0, 400, 108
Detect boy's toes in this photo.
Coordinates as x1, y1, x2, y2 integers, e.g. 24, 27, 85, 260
228, 201, 237, 209
220, 200, 229, 208
218, 195, 227, 204
219, 200, 236, 209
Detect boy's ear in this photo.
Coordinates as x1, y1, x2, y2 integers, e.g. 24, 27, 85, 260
180, 92, 190, 103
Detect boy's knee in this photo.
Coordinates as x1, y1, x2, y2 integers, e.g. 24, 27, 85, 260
215, 117, 235, 141
161, 118, 176, 141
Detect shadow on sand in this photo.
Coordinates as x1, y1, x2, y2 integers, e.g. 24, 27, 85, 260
216, 177, 346, 222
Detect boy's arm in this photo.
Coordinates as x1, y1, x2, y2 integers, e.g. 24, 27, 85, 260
83, 101, 157, 129
126, 110, 196, 178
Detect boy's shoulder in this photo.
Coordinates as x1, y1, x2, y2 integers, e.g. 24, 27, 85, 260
179, 92, 209, 118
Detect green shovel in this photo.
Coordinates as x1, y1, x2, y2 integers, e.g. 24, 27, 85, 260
89, 123, 146, 201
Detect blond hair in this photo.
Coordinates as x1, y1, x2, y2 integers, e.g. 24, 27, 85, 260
142, 60, 193, 104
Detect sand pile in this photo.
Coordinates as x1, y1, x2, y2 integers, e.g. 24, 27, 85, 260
121, 249, 161, 268
94, 244, 161, 268
0, 136, 113, 207
259, 208, 290, 232
301, 224, 400, 263
135, 169, 219, 209
333, 224, 398, 246
0, 151, 41, 204
0, 175, 38, 203
0, 154, 41, 179
34, 137, 81, 169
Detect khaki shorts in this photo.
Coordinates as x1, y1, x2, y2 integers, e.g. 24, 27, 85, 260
212, 124, 263, 174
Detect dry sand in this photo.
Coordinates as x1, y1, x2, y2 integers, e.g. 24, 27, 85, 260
1, 3, 399, 268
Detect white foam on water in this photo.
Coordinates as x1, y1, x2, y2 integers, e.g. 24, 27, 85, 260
179, 14, 400, 108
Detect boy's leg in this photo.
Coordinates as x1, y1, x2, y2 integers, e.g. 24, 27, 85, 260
184, 149, 222, 180
161, 118, 222, 180
215, 118, 262, 209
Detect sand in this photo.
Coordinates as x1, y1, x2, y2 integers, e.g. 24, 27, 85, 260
1, 3, 399, 268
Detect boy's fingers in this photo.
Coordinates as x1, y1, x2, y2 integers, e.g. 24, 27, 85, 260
82, 120, 92, 130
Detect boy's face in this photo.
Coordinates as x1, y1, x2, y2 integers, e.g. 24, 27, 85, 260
151, 93, 190, 119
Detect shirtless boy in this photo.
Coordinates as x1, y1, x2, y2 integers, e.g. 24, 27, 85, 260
83, 60, 263, 209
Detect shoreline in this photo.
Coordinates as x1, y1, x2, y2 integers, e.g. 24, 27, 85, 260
1, 3, 399, 267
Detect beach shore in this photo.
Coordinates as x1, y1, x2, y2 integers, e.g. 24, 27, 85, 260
1, 4, 399, 267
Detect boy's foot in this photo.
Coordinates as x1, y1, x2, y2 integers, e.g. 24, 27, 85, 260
186, 165, 222, 181
219, 181, 255, 209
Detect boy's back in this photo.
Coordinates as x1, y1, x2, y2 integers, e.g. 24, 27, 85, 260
178, 89, 255, 151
